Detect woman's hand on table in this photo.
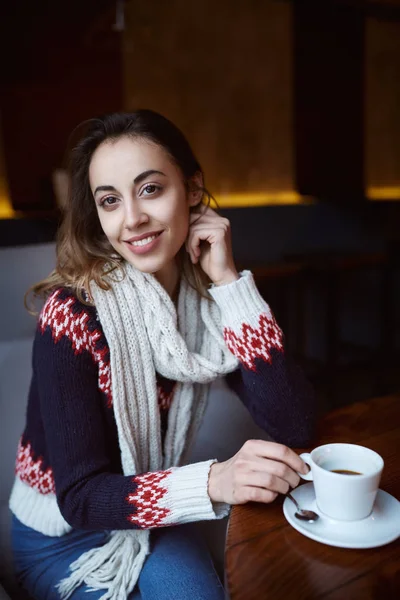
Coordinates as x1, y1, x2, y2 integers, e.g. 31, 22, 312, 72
208, 440, 309, 505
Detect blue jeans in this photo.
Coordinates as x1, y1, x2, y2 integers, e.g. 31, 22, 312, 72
11, 516, 225, 600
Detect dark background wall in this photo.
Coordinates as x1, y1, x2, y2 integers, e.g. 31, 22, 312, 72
1, 0, 399, 213
0, 0, 399, 410
0, 0, 122, 211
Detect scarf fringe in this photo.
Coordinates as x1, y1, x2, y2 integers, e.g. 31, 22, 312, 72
57, 530, 150, 600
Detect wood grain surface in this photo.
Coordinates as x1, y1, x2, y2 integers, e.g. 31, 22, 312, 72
225, 394, 400, 600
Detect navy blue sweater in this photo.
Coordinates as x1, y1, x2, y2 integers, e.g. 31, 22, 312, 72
12, 277, 315, 533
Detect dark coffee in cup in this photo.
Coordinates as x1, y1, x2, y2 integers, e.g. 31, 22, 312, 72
330, 469, 362, 475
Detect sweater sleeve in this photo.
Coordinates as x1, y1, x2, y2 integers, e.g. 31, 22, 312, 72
33, 290, 229, 531
209, 272, 317, 447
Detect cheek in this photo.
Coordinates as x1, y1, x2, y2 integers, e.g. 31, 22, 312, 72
170, 207, 190, 247
166, 197, 190, 230
97, 210, 119, 241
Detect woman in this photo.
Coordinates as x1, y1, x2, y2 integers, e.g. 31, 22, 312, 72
10, 110, 315, 600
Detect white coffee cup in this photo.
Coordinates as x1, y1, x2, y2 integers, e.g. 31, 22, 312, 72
299, 443, 384, 521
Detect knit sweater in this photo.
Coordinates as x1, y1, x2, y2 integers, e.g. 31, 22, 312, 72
10, 274, 315, 533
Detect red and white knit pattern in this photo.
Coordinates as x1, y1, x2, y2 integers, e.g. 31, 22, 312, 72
40, 290, 112, 406
126, 470, 171, 528
224, 313, 283, 371
15, 439, 55, 494
40, 291, 91, 352
125, 461, 227, 530
90, 329, 112, 407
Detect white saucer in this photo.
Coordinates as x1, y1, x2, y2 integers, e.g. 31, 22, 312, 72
283, 482, 400, 549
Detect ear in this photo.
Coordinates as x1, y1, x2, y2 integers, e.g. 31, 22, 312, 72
188, 172, 204, 207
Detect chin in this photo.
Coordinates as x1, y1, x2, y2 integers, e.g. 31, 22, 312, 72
123, 254, 168, 275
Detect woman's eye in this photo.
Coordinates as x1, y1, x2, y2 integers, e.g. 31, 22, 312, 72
100, 196, 118, 207
141, 184, 160, 196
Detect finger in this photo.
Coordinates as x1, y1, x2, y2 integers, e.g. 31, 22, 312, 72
237, 455, 300, 489
237, 470, 291, 495
186, 229, 205, 263
235, 486, 278, 505
185, 237, 199, 264
184, 239, 196, 264
189, 223, 228, 233
187, 227, 222, 255
258, 458, 300, 489
243, 440, 308, 475
187, 226, 227, 248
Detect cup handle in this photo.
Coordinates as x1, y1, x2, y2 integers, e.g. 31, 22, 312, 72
298, 452, 313, 481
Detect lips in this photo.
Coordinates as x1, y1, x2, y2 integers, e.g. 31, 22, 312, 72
125, 230, 163, 244
124, 231, 163, 255
129, 233, 160, 247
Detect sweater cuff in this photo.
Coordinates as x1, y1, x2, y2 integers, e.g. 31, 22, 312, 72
162, 460, 231, 525
127, 460, 230, 529
209, 270, 273, 330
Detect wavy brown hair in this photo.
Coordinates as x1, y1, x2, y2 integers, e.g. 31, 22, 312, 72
27, 110, 215, 308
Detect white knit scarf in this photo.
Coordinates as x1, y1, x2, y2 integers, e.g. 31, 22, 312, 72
57, 263, 238, 599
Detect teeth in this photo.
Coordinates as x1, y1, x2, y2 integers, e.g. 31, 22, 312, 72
131, 234, 158, 247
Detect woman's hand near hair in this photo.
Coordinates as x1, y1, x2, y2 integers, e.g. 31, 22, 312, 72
208, 440, 309, 505
186, 206, 239, 286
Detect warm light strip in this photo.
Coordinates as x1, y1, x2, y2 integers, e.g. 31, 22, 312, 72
215, 191, 313, 208
216, 187, 400, 207
0, 190, 315, 216
1, 186, 399, 219
367, 186, 400, 201
0, 192, 16, 219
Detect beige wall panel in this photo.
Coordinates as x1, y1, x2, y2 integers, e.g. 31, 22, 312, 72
123, 0, 294, 198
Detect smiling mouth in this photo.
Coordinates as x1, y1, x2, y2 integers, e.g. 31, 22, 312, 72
127, 232, 163, 247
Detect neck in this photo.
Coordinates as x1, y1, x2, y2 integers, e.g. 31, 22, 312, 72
154, 261, 180, 300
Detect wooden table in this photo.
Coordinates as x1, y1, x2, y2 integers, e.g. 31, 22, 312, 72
225, 394, 400, 599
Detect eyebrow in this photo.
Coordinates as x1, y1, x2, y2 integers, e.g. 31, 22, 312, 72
93, 170, 166, 196
93, 185, 116, 196
134, 169, 166, 185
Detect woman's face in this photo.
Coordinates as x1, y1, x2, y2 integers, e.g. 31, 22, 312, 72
89, 136, 198, 291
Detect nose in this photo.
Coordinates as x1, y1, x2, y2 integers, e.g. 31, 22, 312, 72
124, 199, 149, 230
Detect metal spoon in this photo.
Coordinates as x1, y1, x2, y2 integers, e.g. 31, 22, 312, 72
286, 492, 319, 522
